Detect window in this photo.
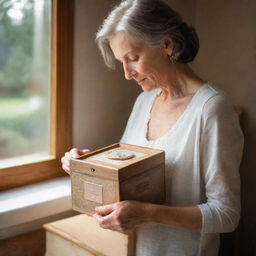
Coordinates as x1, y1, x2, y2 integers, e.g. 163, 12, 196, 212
0, 0, 73, 190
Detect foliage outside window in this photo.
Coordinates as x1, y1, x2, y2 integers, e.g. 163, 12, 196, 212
0, 0, 51, 166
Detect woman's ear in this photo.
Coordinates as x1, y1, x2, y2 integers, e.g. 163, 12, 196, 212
164, 37, 174, 56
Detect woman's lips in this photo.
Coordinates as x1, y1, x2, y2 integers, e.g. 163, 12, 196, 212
138, 78, 146, 85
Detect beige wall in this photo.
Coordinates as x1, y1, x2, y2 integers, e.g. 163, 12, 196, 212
74, 0, 255, 254
73, 0, 141, 151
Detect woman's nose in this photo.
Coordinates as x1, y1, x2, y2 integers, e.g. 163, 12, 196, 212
123, 64, 136, 80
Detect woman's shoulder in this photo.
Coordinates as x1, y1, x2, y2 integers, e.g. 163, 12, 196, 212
200, 85, 238, 122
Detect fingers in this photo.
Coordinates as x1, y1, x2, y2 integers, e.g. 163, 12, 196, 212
70, 148, 91, 158
60, 148, 90, 175
93, 213, 110, 229
93, 203, 119, 230
93, 202, 128, 232
93, 213, 109, 225
92, 213, 111, 227
61, 154, 71, 175
70, 148, 81, 158
93, 201, 146, 232
95, 203, 116, 216
81, 149, 91, 154
93, 211, 124, 232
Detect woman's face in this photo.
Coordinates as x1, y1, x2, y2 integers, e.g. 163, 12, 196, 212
109, 31, 173, 92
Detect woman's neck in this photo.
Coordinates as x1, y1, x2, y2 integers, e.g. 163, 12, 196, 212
160, 63, 206, 101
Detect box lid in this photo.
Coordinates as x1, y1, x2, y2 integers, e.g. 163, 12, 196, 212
70, 143, 164, 181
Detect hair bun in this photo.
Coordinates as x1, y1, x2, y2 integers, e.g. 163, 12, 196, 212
176, 22, 199, 63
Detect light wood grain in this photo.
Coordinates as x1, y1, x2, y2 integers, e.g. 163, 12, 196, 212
44, 214, 136, 256
70, 143, 165, 215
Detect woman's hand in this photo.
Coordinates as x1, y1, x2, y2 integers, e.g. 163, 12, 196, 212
61, 148, 90, 175
93, 201, 150, 232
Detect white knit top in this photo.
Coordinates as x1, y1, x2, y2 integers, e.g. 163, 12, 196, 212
120, 84, 244, 256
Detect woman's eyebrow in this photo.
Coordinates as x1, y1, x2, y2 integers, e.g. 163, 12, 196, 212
115, 50, 137, 62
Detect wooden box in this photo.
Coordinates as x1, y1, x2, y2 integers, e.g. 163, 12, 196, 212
70, 143, 165, 215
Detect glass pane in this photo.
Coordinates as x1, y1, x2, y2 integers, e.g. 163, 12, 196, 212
0, 0, 51, 167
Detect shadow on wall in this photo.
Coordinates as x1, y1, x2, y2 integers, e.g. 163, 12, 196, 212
239, 112, 256, 256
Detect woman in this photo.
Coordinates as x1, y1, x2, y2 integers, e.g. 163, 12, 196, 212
61, 0, 243, 255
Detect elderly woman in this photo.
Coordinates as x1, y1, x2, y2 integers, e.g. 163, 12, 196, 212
61, 0, 243, 255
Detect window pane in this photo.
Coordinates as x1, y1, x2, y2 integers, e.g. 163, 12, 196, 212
0, 0, 51, 167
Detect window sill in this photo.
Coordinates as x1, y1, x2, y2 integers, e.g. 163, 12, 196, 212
0, 177, 75, 240
0, 153, 55, 169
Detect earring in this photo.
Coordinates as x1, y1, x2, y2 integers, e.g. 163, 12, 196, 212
169, 54, 177, 63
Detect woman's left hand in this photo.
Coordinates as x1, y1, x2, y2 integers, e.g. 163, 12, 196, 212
93, 200, 149, 232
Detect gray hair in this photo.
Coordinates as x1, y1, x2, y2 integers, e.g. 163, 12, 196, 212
96, 0, 199, 69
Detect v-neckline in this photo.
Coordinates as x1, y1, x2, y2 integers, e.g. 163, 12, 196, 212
144, 84, 208, 143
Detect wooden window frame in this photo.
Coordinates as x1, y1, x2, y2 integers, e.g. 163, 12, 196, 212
0, 0, 73, 190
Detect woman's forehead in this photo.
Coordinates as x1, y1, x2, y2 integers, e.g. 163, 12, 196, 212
109, 31, 139, 46
109, 31, 144, 59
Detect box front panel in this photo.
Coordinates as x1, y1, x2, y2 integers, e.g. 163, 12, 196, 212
120, 164, 165, 204
83, 181, 103, 204
71, 171, 119, 215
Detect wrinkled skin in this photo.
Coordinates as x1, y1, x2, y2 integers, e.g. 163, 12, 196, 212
93, 200, 149, 232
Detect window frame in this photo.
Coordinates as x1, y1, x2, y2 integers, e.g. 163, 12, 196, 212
0, 0, 73, 191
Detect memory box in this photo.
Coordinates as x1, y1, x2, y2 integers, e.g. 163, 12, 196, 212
70, 143, 165, 215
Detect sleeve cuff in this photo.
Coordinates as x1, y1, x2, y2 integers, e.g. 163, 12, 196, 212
198, 203, 214, 233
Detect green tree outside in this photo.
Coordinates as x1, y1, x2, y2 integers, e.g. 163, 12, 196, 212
0, 0, 51, 160
0, 0, 34, 96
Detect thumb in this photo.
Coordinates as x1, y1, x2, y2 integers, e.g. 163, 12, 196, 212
80, 149, 90, 155
70, 148, 81, 158
95, 203, 116, 216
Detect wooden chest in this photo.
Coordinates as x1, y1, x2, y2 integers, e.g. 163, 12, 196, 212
70, 143, 165, 215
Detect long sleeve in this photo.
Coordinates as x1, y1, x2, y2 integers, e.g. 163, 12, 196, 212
198, 95, 244, 234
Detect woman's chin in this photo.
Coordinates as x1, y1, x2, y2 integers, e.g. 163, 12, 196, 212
140, 83, 156, 92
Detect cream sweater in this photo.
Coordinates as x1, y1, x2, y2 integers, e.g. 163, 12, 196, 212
121, 84, 244, 256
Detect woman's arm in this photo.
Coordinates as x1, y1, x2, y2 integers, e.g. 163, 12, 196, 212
93, 201, 202, 232
197, 95, 243, 234
147, 204, 202, 230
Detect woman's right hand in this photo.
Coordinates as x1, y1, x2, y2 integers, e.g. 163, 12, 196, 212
61, 148, 90, 175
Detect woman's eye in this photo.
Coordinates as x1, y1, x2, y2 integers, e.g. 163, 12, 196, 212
129, 56, 139, 61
